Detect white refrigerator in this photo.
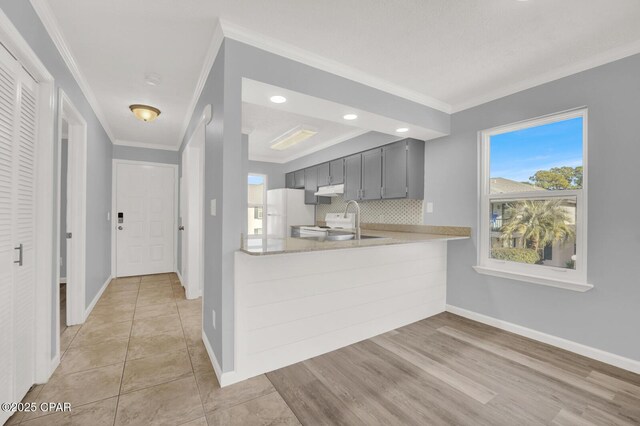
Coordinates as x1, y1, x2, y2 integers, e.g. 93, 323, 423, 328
267, 189, 315, 238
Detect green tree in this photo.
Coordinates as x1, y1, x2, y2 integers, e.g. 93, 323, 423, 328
529, 166, 582, 189
500, 200, 575, 253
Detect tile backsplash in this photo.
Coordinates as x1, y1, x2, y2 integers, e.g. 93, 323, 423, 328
316, 196, 424, 225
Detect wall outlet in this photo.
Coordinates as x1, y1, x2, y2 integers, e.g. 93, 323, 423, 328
212, 309, 216, 329
210, 199, 217, 216
426, 202, 434, 213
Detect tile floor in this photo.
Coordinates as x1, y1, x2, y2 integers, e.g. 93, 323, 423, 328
7, 273, 300, 426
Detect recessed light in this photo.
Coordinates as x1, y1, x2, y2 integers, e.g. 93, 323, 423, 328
270, 95, 287, 104
396, 127, 409, 133
343, 114, 358, 120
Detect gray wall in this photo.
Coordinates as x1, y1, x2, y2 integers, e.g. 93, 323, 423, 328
60, 140, 68, 279
248, 160, 285, 190
0, 1, 114, 359
113, 145, 179, 165
180, 38, 449, 373
425, 53, 640, 361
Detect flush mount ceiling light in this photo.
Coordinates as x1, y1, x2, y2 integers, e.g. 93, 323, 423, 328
269, 95, 287, 104
396, 127, 409, 133
129, 104, 161, 122
270, 125, 317, 150
343, 114, 358, 120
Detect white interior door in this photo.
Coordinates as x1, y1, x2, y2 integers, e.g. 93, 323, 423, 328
182, 125, 204, 298
115, 162, 176, 277
0, 44, 38, 420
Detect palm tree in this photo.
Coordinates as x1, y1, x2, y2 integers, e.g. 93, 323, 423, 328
500, 200, 575, 254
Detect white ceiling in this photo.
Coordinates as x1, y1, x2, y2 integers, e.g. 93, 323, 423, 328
40, 0, 640, 151
242, 78, 447, 163
243, 103, 366, 163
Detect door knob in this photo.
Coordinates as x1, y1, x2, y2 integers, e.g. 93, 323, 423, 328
117, 226, 123, 230
178, 225, 185, 231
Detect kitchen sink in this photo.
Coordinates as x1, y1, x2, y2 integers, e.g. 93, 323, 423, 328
324, 232, 386, 241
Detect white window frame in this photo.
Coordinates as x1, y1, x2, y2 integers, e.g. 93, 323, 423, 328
247, 173, 267, 239
474, 108, 592, 292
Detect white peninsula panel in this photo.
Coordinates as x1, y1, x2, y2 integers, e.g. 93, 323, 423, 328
231, 241, 448, 384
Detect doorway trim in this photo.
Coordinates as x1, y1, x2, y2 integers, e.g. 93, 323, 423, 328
111, 159, 179, 277
0, 9, 56, 385
181, 116, 207, 299
55, 90, 87, 337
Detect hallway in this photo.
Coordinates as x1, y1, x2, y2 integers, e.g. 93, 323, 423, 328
8, 274, 298, 425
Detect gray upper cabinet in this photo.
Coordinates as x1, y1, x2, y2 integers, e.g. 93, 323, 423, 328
285, 138, 424, 203
294, 170, 305, 189
361, 148, 382, 200
285, 172, 295, 189
382, 141, 408, 199
329, 158, 344, 184
405, 139, 425, 199
304, 166, 331, 205
317, 163, 331, 187
343, 154, 362, 201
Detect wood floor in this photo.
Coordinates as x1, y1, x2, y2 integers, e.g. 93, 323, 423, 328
267, 312, 640, 426
9, 279, 640, 425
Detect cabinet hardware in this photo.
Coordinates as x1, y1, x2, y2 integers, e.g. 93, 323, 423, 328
14, 244, 23, 266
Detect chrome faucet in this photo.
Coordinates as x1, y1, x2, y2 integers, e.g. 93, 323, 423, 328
344, 200, 361, 240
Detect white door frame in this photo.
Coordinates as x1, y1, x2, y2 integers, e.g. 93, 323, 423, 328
0, 10, 56, 386
55, 90, 87, 334
111, 159, 179, 277
182, 113, 207, 299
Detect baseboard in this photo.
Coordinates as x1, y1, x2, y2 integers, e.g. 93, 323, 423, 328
201, 330, 239, 387
84, 275, 112, 321
59, 277, 67, 284
446, 304, 640, 374
48, 353, 60, 379
177, 269, 202, 299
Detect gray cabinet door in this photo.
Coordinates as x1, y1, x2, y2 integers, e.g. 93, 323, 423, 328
285, 172, 295, 189
294, 170, 305, 189
361, 148, 382, 200
329, 158, 344, 184
317, 163, 330, 187
382, 140, 408, 199
343, 154, 361, 201
304, 167, 317, 204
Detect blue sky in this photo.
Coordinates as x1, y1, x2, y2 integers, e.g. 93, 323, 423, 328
248, 174, 264, 185
490, 117, 583, 182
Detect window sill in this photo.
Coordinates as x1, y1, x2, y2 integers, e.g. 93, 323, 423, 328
472, 266, 593, 292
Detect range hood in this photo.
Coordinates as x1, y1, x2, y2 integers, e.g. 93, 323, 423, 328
314, 184, 344, 197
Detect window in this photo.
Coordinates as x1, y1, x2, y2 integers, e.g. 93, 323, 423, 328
475, 109, 591, 291
247, 174, 266, 237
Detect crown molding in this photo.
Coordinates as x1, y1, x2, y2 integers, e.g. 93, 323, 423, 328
177, 20, 225, 151
452, 38, 640, 113
219, 20, 452, 116
113, 139, 179, 152
30, 0, 117, 144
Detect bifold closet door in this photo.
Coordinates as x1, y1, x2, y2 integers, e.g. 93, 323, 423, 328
0, 44, 38, 410
0, 43, 18, 411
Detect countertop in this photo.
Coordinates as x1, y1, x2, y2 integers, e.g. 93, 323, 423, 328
240, 227, 470, 256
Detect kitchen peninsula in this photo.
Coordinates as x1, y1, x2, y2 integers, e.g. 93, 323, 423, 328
230, 224, 470, 384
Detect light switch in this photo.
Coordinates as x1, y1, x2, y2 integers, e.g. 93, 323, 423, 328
107, 211, 111, 221
426, 202, 434, 213
212, 309, 216, 329
210, 199, 217, 216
